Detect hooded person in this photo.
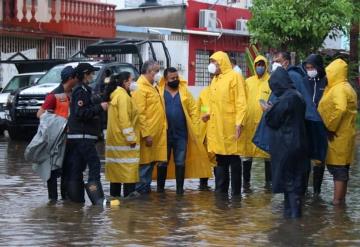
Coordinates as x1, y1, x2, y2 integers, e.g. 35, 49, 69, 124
303, 54, 328, 196
132, 60, 167, 194
154, 67, 213, 194
318, 59, 357, 206
264, 67, 308, 218
205, 51, 247, 196
240, 55, 272, 192
253, 52, 328, 194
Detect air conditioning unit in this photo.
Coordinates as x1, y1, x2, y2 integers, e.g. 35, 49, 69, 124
235, 19, 249, 34
199, 9, 217, 29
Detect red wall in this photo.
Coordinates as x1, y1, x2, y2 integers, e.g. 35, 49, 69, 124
186, 1, 251, 85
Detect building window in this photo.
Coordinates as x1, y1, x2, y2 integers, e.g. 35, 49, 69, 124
227, 51, 247, 76
195, 49, 212, 86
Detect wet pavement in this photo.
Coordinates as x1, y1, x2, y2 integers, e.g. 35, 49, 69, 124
0, 134, 360, 246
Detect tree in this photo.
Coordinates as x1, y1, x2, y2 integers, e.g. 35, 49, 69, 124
349, 0, 359, 90
247, 0, 354, 59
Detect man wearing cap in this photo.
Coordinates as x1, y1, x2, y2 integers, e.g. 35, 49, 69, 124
65, 63, 109, 205
36, 65, 77, 202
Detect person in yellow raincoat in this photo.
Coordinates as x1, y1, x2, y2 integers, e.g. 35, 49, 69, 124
318, 58, 357, 205
205, 51, 247, 196
197, 75, 217, 190
156, 67, 212, 194
132, 61, 167, 194
240, 55, 272, 192
104, 72, 140, 198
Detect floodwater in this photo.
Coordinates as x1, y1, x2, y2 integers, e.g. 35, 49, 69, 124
0, 135, 360, 246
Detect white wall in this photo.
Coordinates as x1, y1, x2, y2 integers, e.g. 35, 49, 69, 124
123, 0, 251, 9
164, 36, 189, 80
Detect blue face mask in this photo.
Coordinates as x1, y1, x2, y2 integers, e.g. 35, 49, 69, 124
256, 66, 266, 76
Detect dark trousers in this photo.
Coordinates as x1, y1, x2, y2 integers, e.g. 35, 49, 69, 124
215, 155, 242, 195
110, 183, 136, 197
65, 139, 101, 183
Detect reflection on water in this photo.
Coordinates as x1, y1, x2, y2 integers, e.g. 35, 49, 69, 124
0, 135, 359, 246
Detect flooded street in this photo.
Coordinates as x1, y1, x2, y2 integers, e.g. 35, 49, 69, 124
0, 135, 360, 246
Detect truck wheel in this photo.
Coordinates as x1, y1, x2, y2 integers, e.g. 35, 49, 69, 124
8, 127, 22, 140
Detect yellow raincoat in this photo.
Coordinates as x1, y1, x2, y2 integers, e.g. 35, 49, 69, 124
152, 78, 213, 179
207, 51, 247, 155
132, 75, 167, 165
105, 87, 140, 183
240, 55, 271, 158
318, 59, 357, 165
197, 86, 216, 165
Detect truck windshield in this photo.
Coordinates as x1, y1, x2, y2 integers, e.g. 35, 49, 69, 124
2, 74, 43, 93
37, 65, 100, 84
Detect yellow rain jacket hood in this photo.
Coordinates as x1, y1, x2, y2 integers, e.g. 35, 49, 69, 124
318, 59, 357, 165
152, 78, 213, 179
105, 87, 140, 183
132, 75, 167, 164
240, 55, 271, 158
207, 51, 248, 155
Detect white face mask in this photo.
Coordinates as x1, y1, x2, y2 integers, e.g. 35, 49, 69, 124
233, 65, 242, 75
129, 81, 138, 92
307, 69, 318, 78
154, 72, 162, 83
208, 63, 217, 74
272, 62, 282, 72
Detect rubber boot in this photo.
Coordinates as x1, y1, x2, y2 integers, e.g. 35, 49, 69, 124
215, 164, 229, 194
313, 165, 325, 196
288, 192, 302, 218
175, 166, 185, 195
110, 183, 122, 197
67, 181, 85, 203
123, 183, 136, 197
264, 160, 272, 190
302, 170, 311, 195
242, 160, 252, 193
283, 193, 291, 218
231, 162, 242, 196
60, 176, 67, 200
199, 178, 210, 191
85, 181, 105, 205
47, 176, 58, 202
157, 165, 167, 193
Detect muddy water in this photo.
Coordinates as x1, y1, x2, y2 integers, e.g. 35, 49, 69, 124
0, 135, 359, 246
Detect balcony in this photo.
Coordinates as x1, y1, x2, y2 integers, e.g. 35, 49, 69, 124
1, 0, 116, 38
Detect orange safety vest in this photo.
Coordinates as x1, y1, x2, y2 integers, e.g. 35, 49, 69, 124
54, 93, 70, 119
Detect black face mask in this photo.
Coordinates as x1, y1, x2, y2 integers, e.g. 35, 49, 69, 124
168, 79, 180, 89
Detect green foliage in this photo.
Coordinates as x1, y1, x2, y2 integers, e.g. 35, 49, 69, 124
247, 0, 354, 58
245, 45, 260, 75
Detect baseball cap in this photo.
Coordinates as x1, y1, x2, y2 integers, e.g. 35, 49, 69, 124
61, 66, 75, 82
75, 63, 100, 75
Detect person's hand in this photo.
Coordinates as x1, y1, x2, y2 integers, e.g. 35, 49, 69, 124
101, 102, 108, 111
201, 114, 210, 123
130, 143, 137, 148
260, 102, 272, 112
235, 125, 242, 140
144, 136, 153, 147
327, 131, 336, 142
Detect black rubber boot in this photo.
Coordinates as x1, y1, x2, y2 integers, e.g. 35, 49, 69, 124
85, 181, 105, 205
175, 166, 185, 195
67, 181, 85, 203
157, 165, 167, 193
302, 170, 310, 195
47, 175, 58, 202
123, 183, 136, 197
288, 192, 302, 218
110, 183, 122, 197
215, 164, 229, 194
264, 160, 272, 190
284, 193, 291, 218
313, 165, 325, 196
60, 176, 67, 200
242, 160, 252, 193
231, 162, 242, 196
199, 178, 210, 191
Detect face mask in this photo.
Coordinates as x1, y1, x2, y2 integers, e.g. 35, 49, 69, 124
256, 66, 266, 76
154, 72, 162, 83
307, 70, 318, 78
168, 80, 180, 89
129, 81, 138, 92
233, 65, 242, 75
272, 62, 282, 72
208, 63, 217, 74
